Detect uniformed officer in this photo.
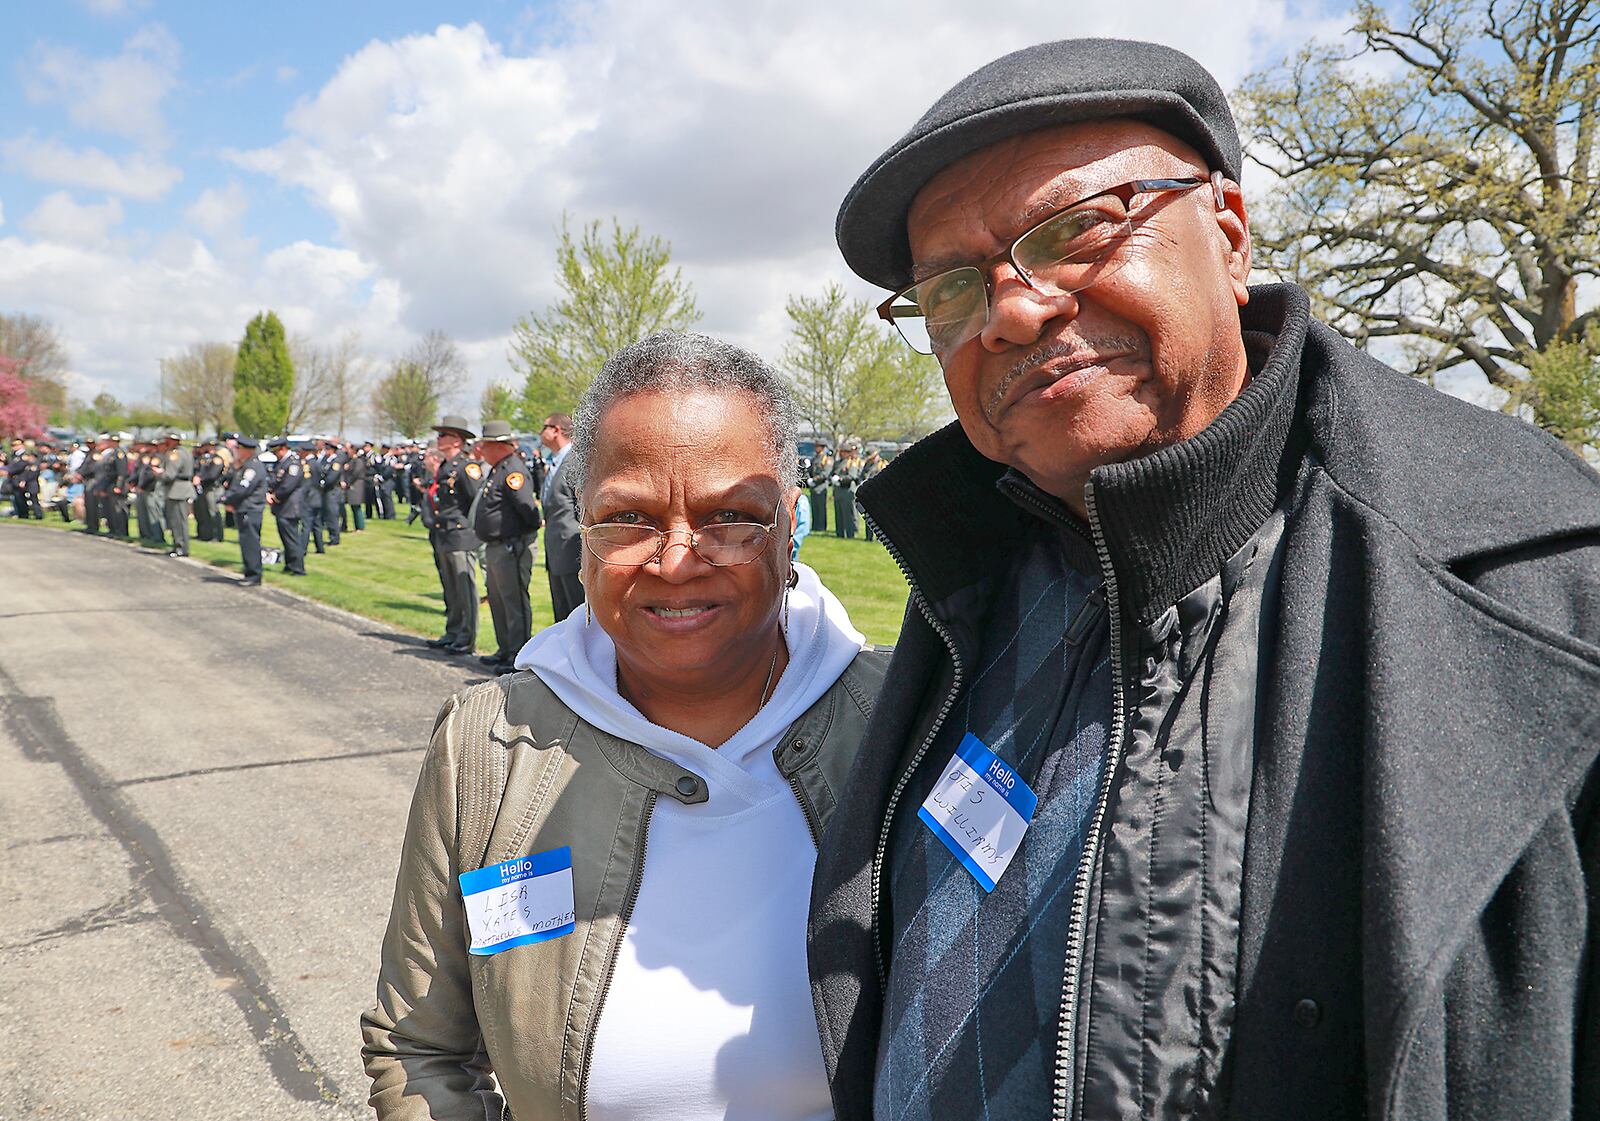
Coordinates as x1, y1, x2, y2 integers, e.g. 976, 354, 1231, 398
471, 419, 542, 671
221, 436, 266, 585
346, 442, 369, 532
831, 445, 862, 538
88, 433, 130, 538
807, 443, 833, 534
317, 437, 344, 546
266, 436, 308, 576
156, 432, 195, 557
194, 439, 229, 542
424, 416, 483, 654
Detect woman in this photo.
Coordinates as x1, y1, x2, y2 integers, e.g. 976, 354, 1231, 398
363, 333, 886, 1121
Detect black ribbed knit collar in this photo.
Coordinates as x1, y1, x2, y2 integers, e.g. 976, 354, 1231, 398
859, 283, 1311, 626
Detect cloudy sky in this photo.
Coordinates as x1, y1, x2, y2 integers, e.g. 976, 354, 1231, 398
0, 0, 1356, 416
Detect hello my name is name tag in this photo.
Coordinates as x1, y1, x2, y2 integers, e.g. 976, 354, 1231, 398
917, 733, 1038, 893
458, 846, 577, 955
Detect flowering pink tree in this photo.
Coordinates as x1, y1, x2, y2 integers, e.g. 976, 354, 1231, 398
0, 354, 47, 439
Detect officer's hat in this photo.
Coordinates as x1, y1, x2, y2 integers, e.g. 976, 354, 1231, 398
432, 415, 476, 439
478, 419, 516, 443
237, 436, 259, 449
267, 436, 289, 449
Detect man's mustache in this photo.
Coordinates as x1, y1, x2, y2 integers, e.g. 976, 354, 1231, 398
984, 336, 1142, 420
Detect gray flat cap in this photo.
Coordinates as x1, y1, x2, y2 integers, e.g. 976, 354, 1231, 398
836, 38, 1242, 291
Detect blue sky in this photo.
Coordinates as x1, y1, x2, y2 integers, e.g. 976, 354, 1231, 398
0, 0, 1365, 414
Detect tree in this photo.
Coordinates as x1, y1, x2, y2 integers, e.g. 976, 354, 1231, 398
372, 362, 438, 439
1236, 0, 1600, 400
233, 311, 295, 437
1524, 325, 1600, 450
287, 332, 366, 435
509, 217, 701, 424
0, 355, 47, 438
0, 312, 70, 424
480, 380, 518, 425
783, 283, 947, 448
160, 342, 236, 436
84, 392, 125, 433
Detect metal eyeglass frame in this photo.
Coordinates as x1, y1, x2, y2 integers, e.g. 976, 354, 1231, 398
579, 499, 785, 567
875, 176, 1206, 355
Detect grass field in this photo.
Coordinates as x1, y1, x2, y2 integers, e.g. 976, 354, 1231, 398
3, 505, 911, 646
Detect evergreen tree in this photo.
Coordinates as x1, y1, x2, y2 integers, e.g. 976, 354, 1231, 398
233, 311, 295, 437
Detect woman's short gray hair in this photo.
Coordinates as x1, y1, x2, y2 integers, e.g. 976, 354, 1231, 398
572, 331, 799, 502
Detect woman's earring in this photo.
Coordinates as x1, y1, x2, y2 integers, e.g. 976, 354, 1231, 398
586, 601, 592, 626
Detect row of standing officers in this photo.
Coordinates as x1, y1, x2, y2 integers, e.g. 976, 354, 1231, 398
218, 414, 584, 672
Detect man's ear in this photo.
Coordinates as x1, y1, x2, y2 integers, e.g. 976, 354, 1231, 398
1212, 171, 1252, 307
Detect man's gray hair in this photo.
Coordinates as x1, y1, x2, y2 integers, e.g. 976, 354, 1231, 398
572, 331, 800, 500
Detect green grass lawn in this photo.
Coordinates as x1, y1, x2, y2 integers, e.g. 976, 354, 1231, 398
4, 506, 910, 646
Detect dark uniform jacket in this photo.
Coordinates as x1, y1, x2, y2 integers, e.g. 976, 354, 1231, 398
346, 452, 368, 504
472, 452, 542, 542
810, 284, 1600, 1121
198, 451, 226, 489
541, 450, 582, 575
429, 452, 482, 551
269, 454, 308, 519
222, 454, 267, 513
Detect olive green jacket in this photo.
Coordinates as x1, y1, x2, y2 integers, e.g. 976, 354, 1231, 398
361, 652, 887, 1120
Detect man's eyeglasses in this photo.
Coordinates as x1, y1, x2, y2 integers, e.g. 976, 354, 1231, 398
580, 502, 784, 567
876, 177, 1205, 356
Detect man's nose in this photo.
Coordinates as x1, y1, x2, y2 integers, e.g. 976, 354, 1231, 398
977, 264, 1079, 352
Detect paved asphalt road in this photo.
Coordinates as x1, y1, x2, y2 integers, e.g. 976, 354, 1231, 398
0, 525, 499, 1120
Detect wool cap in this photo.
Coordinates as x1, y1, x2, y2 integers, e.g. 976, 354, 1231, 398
835, 38, 1242, 291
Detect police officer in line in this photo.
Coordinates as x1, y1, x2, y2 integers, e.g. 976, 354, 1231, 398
221, 436, 265, 585
194, 439, 229, 542
156, 431, 195, 558
807, 442, 832, 534
424, 415, 483, 655
134, 442, 164, 545
105, 432, 132, 538
345, 442, 369, 532
318, 437, 346, 544
300, 443, 329, 554
471, 419, 542, 672
266, 436, 309, 576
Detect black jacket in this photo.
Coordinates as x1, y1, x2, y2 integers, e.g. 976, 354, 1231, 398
269, 455, 307, 520
809, 284, 1600, 1121
429, 452, 482, 551
223, 454, 266, 514
473, 452, 541, 542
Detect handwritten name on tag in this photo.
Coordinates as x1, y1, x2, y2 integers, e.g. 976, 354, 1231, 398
917, 734, 1038, 893
458, 846, 577, 955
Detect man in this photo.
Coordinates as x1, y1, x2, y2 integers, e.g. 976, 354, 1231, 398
471, 419, 542, 671
5, 442, 38, 519
809, 39, 1600, 1121
807, 442, 832, 534
831, 445, 861, 538
348, 442, 371, 531
83, 432, 129, 539
221, 436, 266, 585
133, 442, 164, 545
266, 436, 308, 576
195, 439, 229, 542
374, 444, 397, 520
859, 447, 885, 542
425, 416, 482, 654
320, 437, 346, 543
156, 432, 195, 557
539, 412, 583, 622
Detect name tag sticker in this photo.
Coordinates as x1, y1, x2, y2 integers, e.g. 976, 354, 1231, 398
459, 846, 577, 955
917, 734, 1038, 893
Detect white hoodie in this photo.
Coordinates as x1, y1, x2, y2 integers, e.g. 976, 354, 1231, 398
514, 562, 865, 1121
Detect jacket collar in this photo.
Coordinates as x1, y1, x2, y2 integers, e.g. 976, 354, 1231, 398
860, 283, 1311, 625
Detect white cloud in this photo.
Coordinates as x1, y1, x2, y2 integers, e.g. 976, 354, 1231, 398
184, 181, 248, 237
22, 192, 125, 245
3, 134, 182, 199
230, 4, 1288, 379
22, 24, 180, 147
276, 65, 299, 83
80, 0, 150, 14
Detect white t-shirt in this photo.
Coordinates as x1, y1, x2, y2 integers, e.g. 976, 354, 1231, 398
515, 564, 861, 1121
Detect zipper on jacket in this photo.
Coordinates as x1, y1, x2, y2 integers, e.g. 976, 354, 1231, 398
787, 770, 824, 848
860, 510, 966, 991
578, 789, 656, 1121
1052, 480, 1128, 1121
